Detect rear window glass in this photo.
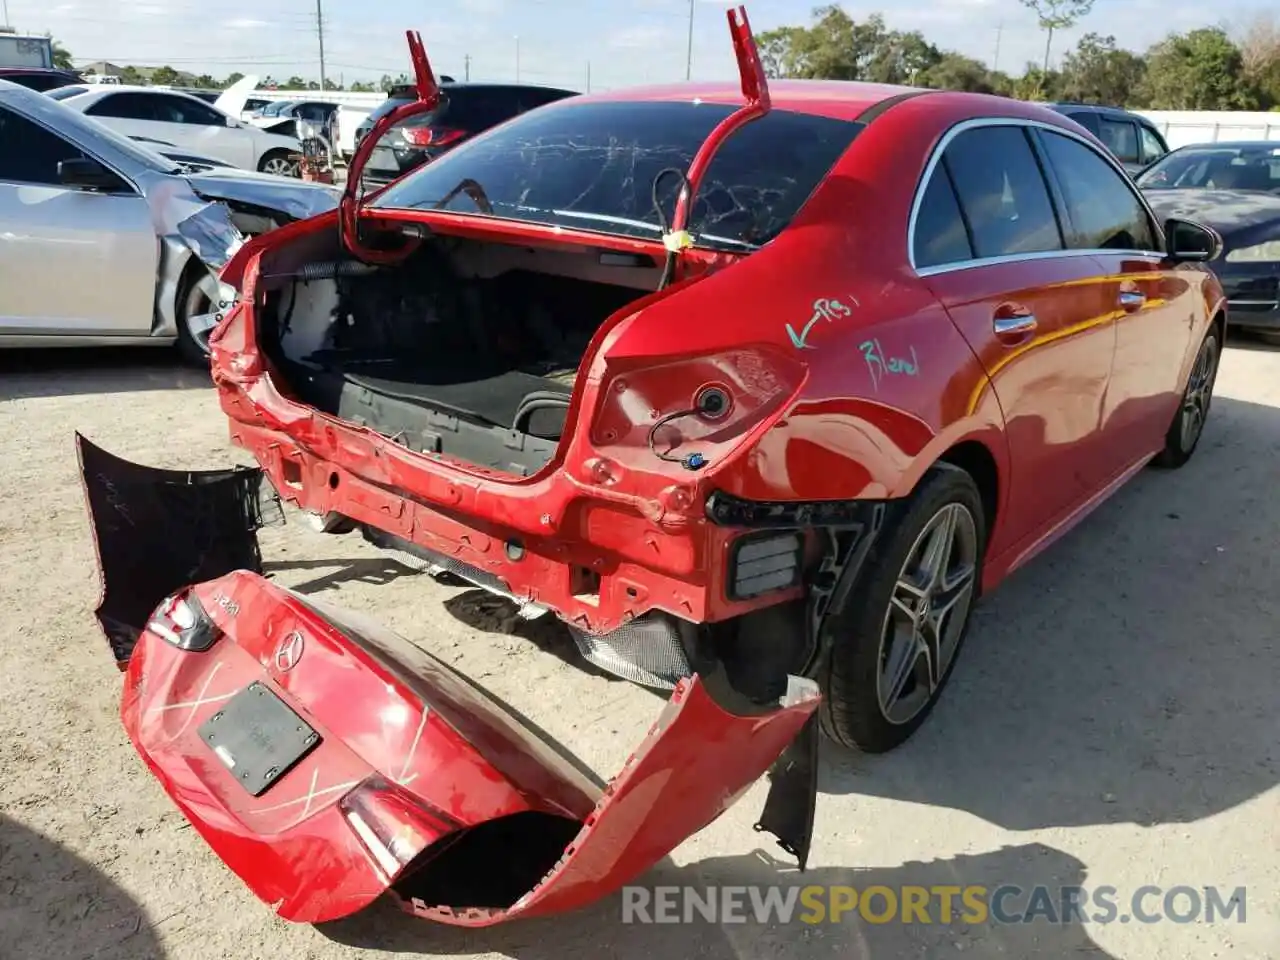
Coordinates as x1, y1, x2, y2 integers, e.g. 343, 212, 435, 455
373, 100, 862, 250
46, 84, 89, 100
367, 94, 415, 124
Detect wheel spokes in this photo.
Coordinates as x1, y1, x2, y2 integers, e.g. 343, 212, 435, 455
877, 500, 979, 725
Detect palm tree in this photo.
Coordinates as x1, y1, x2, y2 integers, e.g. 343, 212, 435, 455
49, 37, 74, 70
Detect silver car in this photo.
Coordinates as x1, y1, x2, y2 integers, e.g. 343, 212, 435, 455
0, 79, 340, 363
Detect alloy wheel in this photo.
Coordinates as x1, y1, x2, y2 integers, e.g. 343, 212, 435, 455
876, 502, 979, 725
261, 155, 297, 177
182, 272, 223, 357
1180, 335, 1217, 452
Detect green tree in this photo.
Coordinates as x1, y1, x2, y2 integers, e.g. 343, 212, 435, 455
865, 27, 942, 85
193, 73, 220, 89
224, 71, 245, 86
285, 75, 307, 89
150, 65, 182, 86
755, 7, 941, 82
1020, 0, 1095, 73
920, 53, 1002, 93
47, 36, 74, 70
379, 72, 411, 93
349, 80, 376, 93
1140, 28, 1256, 109
1235, 14, 1280, 108
758, 25, 807, 78
119, 65, 144, 85
1015, 63, 1064, 101
1059, 33, 1147, 106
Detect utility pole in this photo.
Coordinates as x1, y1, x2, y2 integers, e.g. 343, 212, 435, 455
684, 0, 694, 80
1, 0, 9, 28
514, 35, 520, 82
314, 0, 327, 92
993, 20, 1003, 72
464, 54, 471, 81
586, 61, 591, 93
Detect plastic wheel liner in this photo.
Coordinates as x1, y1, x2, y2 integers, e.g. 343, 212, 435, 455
77, 434, 820, 926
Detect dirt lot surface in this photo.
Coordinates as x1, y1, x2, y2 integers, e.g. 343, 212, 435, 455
1, 342, 1277, 960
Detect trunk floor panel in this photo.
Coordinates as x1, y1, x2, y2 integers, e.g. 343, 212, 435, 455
344, 370, 570, 430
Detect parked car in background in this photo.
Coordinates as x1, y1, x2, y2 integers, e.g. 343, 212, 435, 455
249, 98, 339, 150
0, 79, 338, 361
46, 84, 303, 176
0, 66, 82, 91
1138, 141, 1280, 342
1046, 102, 1170, 175
352, 81, 577, 186
128, 135, 239, 172
239, 96, 274, 120
334, 101, 372, 161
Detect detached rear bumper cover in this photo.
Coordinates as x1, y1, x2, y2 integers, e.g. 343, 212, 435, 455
79, 436, 820, 925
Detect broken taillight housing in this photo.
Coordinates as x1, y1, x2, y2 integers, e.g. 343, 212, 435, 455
400, 125, 466, 148
340, 777, 456, 880
589, 347, 805, 474
146, 591, 221, 652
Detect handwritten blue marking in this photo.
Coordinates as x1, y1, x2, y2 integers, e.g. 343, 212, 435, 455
786, 296, 858, 350
860, 339, 920, 392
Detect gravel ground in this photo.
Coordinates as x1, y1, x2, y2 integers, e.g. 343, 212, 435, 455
0, 341, 1277, 960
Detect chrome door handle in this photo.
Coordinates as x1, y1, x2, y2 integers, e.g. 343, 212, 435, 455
1118, 290, 1146, 310
994, 315, 1037, 335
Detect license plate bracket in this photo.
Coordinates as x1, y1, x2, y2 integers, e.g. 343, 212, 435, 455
198, 681, 321, 797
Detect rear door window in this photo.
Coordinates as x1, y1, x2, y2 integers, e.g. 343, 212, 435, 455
941, 125, 1063, 259
86, 92, 159, 120
913, 164, 974, 269
1064, 110, 1100, 136
373, 100, 862, 251
1138, 125, 1167, 164
1098, 118, 1139, 164
1039, 130, 1157, 251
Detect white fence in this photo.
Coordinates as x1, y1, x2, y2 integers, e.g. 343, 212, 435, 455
253, 88, 389, 108
1134, 111, 1280, 149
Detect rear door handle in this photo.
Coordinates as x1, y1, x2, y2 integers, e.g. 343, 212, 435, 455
993, 315, 1037, 336
1118, 290, 1146, 311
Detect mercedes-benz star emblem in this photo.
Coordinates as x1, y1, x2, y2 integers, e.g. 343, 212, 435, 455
274, 631, 305, 672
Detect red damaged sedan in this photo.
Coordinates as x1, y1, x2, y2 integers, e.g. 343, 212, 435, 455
79, 7, 1225, 929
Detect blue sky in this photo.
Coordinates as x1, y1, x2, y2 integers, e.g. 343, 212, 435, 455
7, 0, 1276, 89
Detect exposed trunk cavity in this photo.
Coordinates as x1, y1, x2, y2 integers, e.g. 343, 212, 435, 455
393, 811, 583, 911
254, 231, 666, 476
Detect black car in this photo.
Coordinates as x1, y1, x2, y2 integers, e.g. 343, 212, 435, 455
0, 67, 83, 92
1137, 142, 1280, 341
1046, 102, 1170, 176
354, 82, 579, 187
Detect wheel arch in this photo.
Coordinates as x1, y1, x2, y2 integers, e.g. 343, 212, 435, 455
888, 421, 1008, 540
935, 439, 1001, 540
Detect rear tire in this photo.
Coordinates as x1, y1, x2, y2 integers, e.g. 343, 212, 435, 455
819, 466, 986, 753
1153, 326, 1219, 469
258, 149, 298, 177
